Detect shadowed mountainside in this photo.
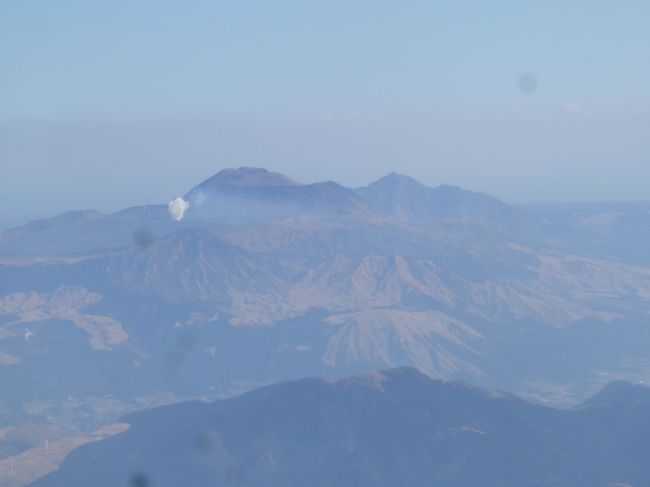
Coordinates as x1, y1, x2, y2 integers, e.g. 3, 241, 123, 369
30, 367, 650, 487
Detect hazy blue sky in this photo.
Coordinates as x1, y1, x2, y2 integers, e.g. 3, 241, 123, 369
1, 1, 649, 226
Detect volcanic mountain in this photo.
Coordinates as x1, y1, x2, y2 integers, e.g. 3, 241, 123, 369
184, 167, 375, 225
1, 167, 650, 462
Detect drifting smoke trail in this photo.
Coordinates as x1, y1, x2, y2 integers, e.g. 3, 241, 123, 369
168, 197, 190, 221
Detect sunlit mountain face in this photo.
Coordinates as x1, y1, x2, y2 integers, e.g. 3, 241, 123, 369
1, 168, 650, 486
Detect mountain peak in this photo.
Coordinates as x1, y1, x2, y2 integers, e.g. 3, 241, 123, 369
582, 380, 650, 409
195, 167, 301, 190
374, 172, 426, 189
182, 167, 371, 225
356, 172, 525, 228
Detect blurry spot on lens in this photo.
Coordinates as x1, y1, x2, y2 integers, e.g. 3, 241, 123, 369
130, 472, 149, 487
517, 73, 538, 94
133, 227, 154, 248
195, 431, 214, 452
164, 330, 198, 372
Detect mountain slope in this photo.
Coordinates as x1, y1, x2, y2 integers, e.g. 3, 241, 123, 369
0, 205, 176, 256
0, 168, 378, 257
30, 368, 650, 487
185, 167, 375, 225
355, 172, 529, 229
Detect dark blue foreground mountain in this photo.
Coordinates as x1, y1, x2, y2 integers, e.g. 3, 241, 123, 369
31, 367, 650, 487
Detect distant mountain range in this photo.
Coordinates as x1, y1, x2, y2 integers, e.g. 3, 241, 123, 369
30, 367, 650, 487
355, 171, 531, 227
1, 167, 650, 483
0, 168, 532, 256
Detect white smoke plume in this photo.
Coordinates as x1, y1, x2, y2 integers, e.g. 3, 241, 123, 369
168, 197, 190, 221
